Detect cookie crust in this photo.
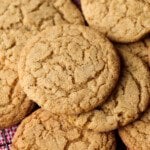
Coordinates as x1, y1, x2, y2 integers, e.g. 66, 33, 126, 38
67, 49, 150, 132
18, 25, 120, 115
119, 108, 150, 150
0, 29, 35, 128
81, 0, 150, 43
0, 0, 84, 30
12, 109, 116, 150
116, 37, 150, 66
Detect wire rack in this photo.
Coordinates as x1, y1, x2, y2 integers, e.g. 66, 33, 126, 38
0, 126, 17, 150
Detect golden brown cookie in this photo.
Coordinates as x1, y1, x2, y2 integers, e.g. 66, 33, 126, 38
18, 25, 120, 115
0, 0, 84, 30
68, 48, 150, 132
116, 37, 150, 65
119, 108, 150, 150
12, 109, 116, 150
81, 0, 150, 43
0, 28, 36, 129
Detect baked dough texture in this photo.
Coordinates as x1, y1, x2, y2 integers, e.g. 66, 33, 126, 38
12, 109, 116, 150
119, 108, 150, 150
116, 37, 150, 65
0, 29, 35, 129
0, 0, 84, 30
0, 0, 84, 127
67, 49, 150, 132
81, 0, 150, 43
18, 25, 120, 115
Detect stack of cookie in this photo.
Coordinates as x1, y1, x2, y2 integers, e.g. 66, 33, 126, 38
0, 0, 149, 150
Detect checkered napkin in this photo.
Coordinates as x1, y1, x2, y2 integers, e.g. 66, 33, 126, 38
0, 126, 17, 150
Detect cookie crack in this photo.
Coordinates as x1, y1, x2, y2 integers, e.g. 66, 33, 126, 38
126, 70, 142, 112
0, 3, 11, 17
143, 39, 149, 49
53, 4, 70, 24
19, 7, 25, 26
7, 78, 19, 104
30, 1, 44, 13
80, 112, 97, 129
37, 15, 55, 30
63, 140, 70, 150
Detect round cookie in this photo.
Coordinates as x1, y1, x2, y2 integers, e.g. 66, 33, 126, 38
81, 0, 150, 43
0, 0, 84, 30
68, 48, 150, 132
119, 108, 150, 150
0, 28, 36, 129
11, 109, 116, 150
18, 25, 120, 115
116, 37, 150, 65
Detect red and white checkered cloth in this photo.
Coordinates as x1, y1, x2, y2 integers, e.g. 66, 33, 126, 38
0, 126, 17, 150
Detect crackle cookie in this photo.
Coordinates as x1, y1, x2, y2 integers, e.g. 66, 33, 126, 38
18, 25, 120, 115
0, 0, 84, 30
12, 109, 116, 150
0, 29, 36, 129
119, 108, 150, 150
116, 37, 150, 66
81, 0, 150, 43
68, 48, 150, 132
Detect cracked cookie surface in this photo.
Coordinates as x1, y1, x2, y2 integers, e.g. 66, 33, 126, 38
0, 0, 84, 30
12, 109, 116, 150
0, 28, 36, 129
81, 0, 150, 43
18, 25, 120, 115
68, 49, 150, 132
119, 108, 150, 150
116, 37, 150, 66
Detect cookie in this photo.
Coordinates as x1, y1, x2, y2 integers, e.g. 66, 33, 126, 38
0, 28, 36, 129
0, 0, 84, 30
68, 48, 150, 132
18, 25, 120, 115
116, 37, 150, 65
119, 108, 150, 150
81, 0, 150, 43
11, 109, 116, 150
